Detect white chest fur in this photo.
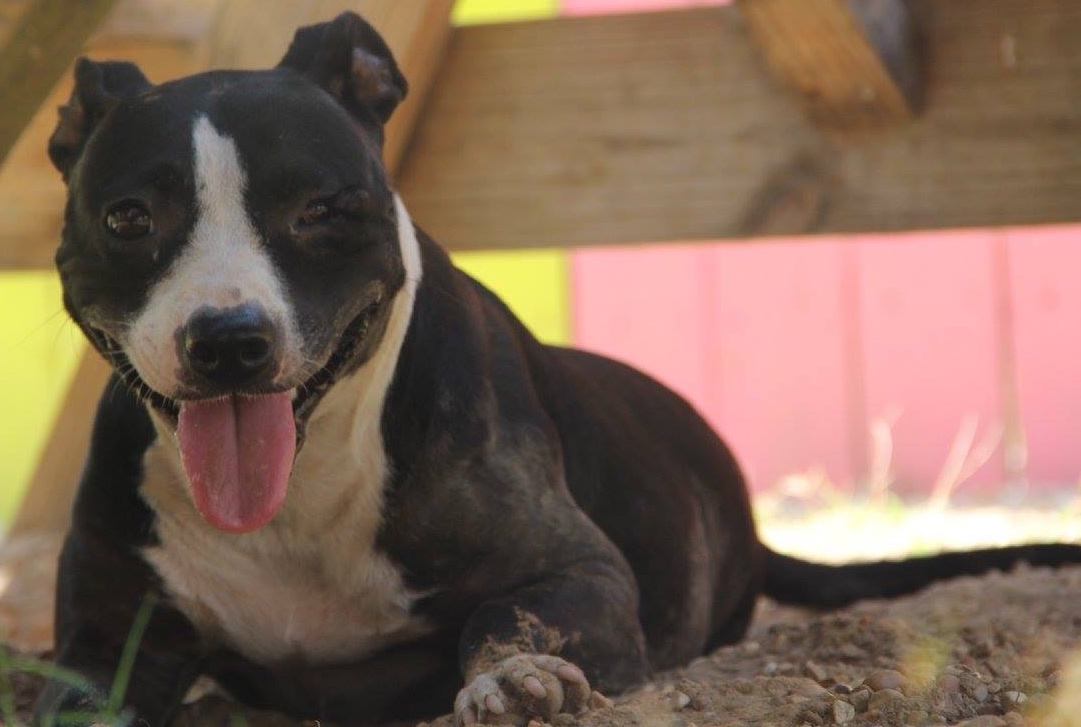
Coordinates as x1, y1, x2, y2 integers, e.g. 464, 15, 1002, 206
141, 194, 427, 665
141, 432, 429, 665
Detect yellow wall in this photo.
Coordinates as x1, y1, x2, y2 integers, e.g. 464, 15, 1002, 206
453, 0, 558, 24
453, 250, 571, 345
0, 274, 84, 523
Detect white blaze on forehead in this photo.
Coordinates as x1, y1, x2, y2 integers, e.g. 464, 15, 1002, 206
124, 115, 302, 397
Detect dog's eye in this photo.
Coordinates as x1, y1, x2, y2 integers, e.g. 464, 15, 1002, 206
297, 198, 338, 227
104, 202, 154, 240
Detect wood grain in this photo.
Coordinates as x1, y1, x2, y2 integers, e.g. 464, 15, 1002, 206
396, 0, 1081, 251
735, 0, 919, 128
0, 0, 120, 166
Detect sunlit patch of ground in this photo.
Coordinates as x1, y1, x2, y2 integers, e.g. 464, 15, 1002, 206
754, 473, 1081, 563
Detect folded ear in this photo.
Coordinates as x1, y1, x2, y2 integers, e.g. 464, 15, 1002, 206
278, 11, 408, 126
49, 58, 152, 180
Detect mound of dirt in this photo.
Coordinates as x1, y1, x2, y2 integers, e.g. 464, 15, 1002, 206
9, 563, 1081, 727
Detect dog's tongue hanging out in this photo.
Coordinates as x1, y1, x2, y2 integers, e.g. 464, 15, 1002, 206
176, 393, 296, 533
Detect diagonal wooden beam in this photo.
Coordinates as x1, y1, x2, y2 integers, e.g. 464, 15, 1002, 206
0, 0, 121, 166
734, 0, 922, 130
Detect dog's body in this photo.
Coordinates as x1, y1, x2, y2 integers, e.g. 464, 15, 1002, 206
34, 13, 1081, 727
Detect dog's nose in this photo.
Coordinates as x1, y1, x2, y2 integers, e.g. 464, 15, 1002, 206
182, 304, 280, 387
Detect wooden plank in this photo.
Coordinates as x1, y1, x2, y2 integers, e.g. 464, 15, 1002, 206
707, 241, 858, 493
0, 0, 120, 166
394, 0, 1081, 252
572, 245, 717, 416
734, 0, 919, 129
1007, 226, 1081, 489
856, 231, 1006, 497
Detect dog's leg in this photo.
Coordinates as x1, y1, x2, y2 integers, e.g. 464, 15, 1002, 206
453, 562, 648, 726
34, 530, 203, 727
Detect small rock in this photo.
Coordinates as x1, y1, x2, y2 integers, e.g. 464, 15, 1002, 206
937, 674, 961, 694
840, 644, 866, 660
848, 687, 871, 713
806, 660, 829, 682
742, 640, 761, 655
588, 691, 614, 710
863, 669, 908, 693
999, 691, 1027, 710
867, 688, 905, 711
960, 674, 990, 703
832, 700, 856, 725
764, 661, 779, 676
527, 721, 545, 727
669, 691, 691, 711
831, 683, 852, 695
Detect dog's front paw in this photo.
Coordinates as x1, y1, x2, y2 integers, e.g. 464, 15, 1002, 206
455, 654, 592, 726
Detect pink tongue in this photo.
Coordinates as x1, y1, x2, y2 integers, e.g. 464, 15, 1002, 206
177, 393, 296, 533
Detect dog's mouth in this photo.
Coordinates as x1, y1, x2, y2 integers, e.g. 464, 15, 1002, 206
89, 298, 382, 425
86, 298, 383, 533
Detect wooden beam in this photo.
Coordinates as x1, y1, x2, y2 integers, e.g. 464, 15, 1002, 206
0, 0, 120, 166
734, 0, 921, 129
396, 0, 1081, 251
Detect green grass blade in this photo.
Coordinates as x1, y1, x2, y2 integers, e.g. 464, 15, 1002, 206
106, 592, 158, 715
0, 644, 17, 726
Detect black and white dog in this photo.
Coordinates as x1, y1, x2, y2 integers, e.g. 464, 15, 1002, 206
34, 12, 1081, 727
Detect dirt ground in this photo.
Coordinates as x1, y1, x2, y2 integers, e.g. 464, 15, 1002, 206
6, 514, 1081, 727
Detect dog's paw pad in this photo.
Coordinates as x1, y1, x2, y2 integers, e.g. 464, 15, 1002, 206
455, 654, 592, 726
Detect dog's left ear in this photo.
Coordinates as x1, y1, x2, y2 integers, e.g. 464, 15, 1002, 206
278, 12, 408, 126
49, 58, 152, 181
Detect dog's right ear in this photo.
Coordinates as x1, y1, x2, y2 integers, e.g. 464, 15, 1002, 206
277, 12, 408, 127
49, 58, 152, 181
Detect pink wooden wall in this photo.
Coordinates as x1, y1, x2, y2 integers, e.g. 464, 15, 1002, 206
555, 0, 1081, 497
572, 227, 1081, 496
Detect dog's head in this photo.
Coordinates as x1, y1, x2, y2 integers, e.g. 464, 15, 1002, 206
51, 13, 411, 532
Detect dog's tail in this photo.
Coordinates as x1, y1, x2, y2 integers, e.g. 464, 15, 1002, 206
761, 543, 1081, 609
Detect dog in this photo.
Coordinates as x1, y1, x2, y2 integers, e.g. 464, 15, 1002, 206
33, 12, 1081, 727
